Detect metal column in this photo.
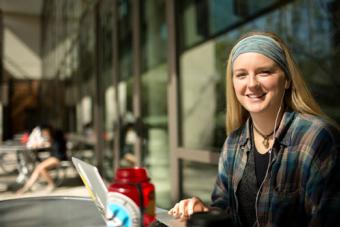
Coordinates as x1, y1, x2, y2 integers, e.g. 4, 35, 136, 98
166, 0, 183, 202
132, 0, 143, 167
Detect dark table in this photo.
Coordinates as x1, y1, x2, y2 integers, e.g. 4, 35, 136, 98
0, 196, 106, 227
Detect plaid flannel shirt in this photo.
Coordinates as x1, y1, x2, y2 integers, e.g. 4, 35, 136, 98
211, 110, 340, 226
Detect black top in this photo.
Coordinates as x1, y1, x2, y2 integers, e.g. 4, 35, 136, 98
254, 147, 270, 187
237, 128, 271, 227
50, 141, 67, 161
50, 129, 67, 161
236, 148, 257, 227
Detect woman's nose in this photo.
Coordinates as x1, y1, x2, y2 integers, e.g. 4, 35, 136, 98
247, 74, 259, 88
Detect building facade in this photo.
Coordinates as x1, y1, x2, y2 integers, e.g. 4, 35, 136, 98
1, 0, 340, 208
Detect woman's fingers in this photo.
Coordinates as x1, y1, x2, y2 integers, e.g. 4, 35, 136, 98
168, 202, 180, 217
189, 197, 208, 214
187, 198, 196, 215
178, 199, 188, 217
168, 200, 188, 218
168, 197, 208, 220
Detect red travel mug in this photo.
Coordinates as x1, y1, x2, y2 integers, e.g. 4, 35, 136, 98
108, 167, 155, 226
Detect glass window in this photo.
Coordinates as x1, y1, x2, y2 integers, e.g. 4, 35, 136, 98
210, 0, 241, 34
178, 0, 290, 50
118, 0, 133, 82
141, 0, 168, 71
214, 0, 340, 123
179, 39, 226, 151
182, 161, 218, 203
140, 0, 170, 208
98, 0, 115, 179
179, 0, 340, 152
79, 9, 95, 83
118, 0, 135, 170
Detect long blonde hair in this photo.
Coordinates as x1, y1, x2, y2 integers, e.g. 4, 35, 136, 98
226, 31, 326, 135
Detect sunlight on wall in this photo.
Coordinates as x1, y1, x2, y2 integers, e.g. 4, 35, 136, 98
3, 28, 42, 79
105, 86, 117, 131
180, 40, 218, 149
81, 96, 92, 126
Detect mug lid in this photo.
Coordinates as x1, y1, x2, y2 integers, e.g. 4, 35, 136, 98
115, 167, 149, 183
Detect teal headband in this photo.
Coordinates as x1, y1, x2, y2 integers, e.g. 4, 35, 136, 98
231, 35, 290, 78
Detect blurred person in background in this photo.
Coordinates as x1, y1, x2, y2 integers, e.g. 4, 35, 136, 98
16, 124, 67, 194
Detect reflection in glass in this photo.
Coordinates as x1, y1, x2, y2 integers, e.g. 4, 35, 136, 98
214, 0, 340, 122
182, 161, 218, 203
118, 0, 136, 169
99, 0, 115, 179
179, 0, 340, 153
178, 0, 286, 50
180, 40, 226, 151
141, 0, 170, 208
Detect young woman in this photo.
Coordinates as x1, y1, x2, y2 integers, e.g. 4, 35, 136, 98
168, 32, 340, 226
16, 125, 67, 194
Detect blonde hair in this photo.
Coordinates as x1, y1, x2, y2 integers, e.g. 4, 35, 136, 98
226, 31, 327, 135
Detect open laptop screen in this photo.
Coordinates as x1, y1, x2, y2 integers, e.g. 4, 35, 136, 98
72, 157, 108, 218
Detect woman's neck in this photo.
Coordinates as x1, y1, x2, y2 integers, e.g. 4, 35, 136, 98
250, 108, 284, 135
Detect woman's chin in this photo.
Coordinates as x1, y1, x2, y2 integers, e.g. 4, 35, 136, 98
244, 105, 267, 114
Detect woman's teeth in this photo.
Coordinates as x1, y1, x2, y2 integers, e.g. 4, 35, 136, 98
247, 93, 266, 98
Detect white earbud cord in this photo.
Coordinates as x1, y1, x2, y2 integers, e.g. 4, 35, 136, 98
270, 89, 285, 153
254, 89, 285, 226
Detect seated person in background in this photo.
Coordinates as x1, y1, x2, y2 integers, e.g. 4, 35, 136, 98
25, 126, 51, 149
16, 125, 67, 194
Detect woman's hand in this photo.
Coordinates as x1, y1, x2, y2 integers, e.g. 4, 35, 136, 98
168, 197, 209, 220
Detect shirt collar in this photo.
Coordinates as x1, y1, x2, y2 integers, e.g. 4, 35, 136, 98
273, 110, 295, 146
239, 118, 252, 150
238, 110, 296, 149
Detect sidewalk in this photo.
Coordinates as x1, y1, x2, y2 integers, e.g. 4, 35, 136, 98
0, 164, 89, 201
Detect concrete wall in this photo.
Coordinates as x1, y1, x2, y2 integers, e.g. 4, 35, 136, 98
3, 13, 42, 79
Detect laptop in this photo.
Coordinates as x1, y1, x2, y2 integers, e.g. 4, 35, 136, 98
71, 157, 185, 227
72, 157, 108, 218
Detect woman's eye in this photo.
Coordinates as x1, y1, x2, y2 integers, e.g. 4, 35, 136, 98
235, 73, 247, 79
258, 70, 271, 76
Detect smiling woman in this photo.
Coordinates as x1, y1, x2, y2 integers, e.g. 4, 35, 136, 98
232, 53, 287, 123
168, 31, 340, 227
232, 53, 288, 151
225, 32, 325, 136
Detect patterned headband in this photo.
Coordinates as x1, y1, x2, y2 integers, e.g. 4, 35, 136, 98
231, 35, 290, 78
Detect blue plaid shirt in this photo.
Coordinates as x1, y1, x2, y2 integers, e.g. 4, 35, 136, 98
211, 111, 340, 226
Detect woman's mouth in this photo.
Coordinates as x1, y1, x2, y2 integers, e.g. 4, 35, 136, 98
246, 93, 266, 99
